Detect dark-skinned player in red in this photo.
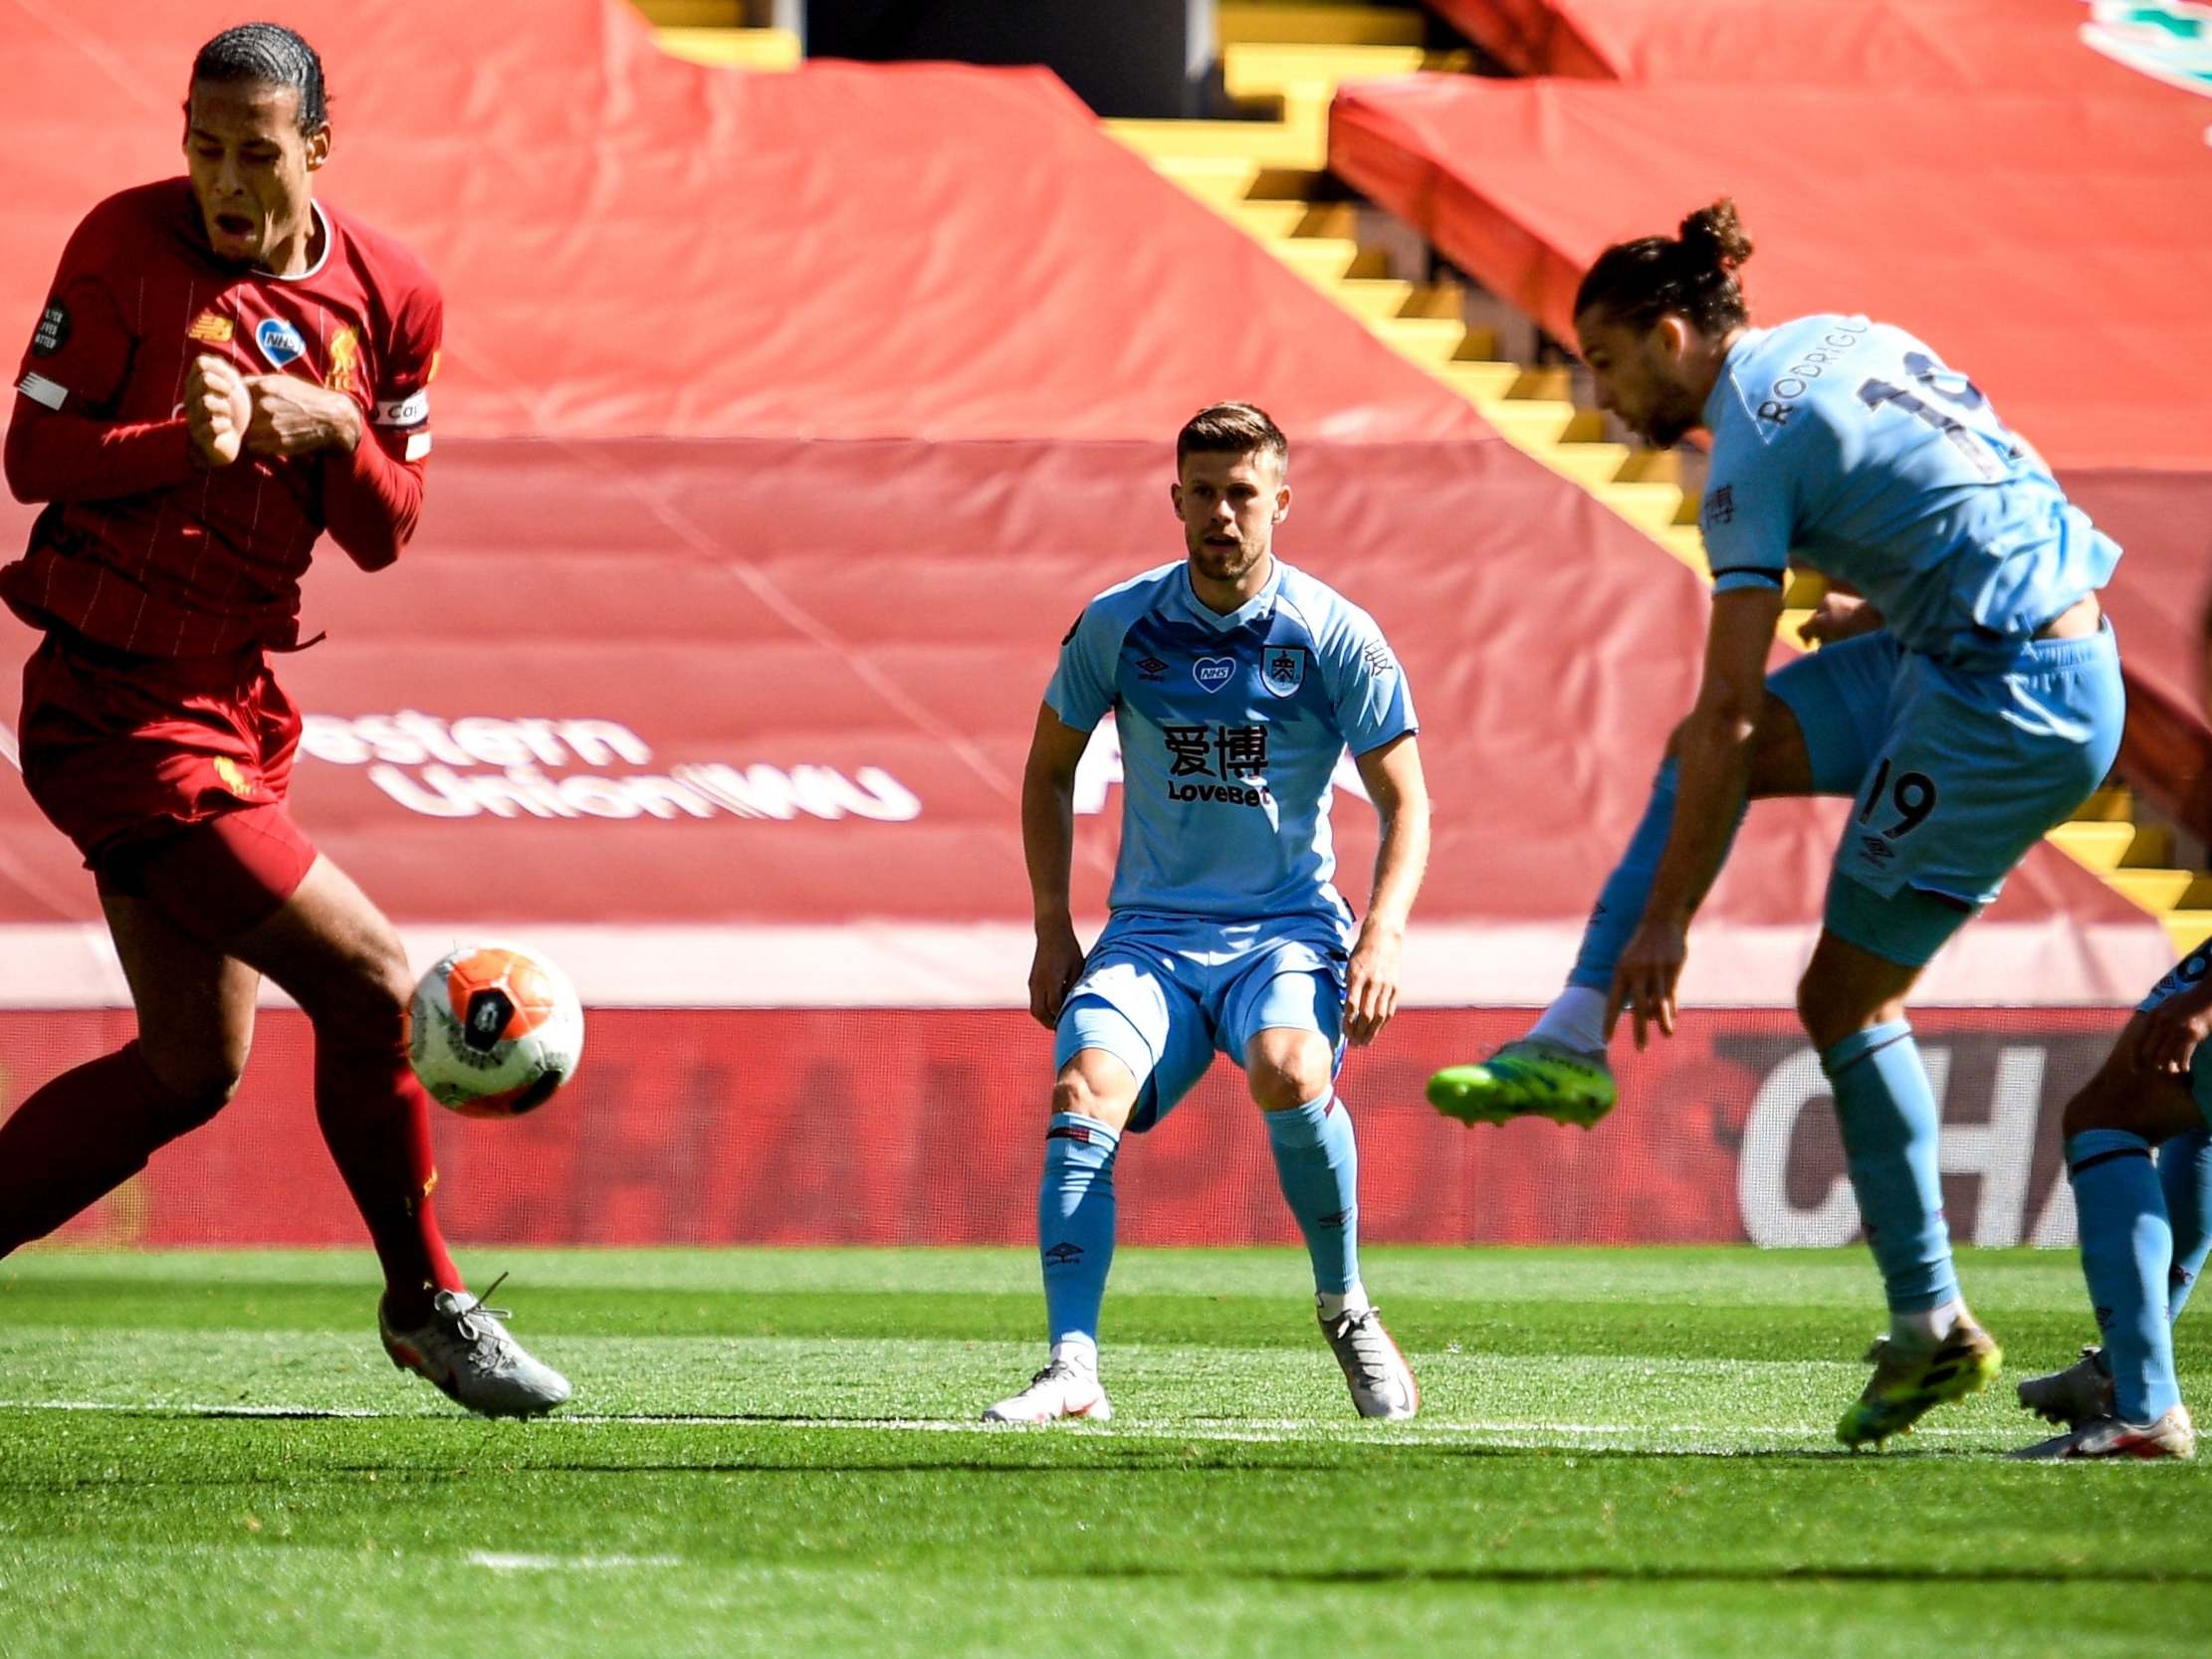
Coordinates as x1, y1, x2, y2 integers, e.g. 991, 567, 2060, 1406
0, 22, 567, 1416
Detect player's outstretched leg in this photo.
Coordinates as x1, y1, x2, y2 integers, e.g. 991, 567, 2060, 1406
986, 1055, 1128, 1424
0, 1043, 235, 1255
2010, 1043, 2202, 1459
1428, 752, 1748, 1131
225, 851, 570, 1417
0, 877, 255, 1256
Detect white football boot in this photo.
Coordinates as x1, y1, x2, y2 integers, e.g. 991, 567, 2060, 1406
1320, 1306, 1419, 1420
2008, 1404, 2195, 1461
2016, 1346, 2115, 1429
380, 1279, 572, 1418
983, 1359, 1113, 1424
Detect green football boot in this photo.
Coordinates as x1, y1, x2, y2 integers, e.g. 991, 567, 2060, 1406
1836, 1318, 2003, 1449
1425, 1038, 1617, 1130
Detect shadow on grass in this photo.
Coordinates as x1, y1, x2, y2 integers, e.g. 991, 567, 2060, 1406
1078, 1563, 2212, 1587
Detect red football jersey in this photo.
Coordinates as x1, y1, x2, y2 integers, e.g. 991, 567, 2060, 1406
2, 178, 440, 658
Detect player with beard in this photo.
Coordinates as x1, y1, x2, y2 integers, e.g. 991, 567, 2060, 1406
1427, 201, 2124, 1448
986, 402, 1431, 1424
0, 23, 567, 1415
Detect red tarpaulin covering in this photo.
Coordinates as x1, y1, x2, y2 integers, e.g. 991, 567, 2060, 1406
1431, 0, 2195, 93
0, 0, 2166, 1012
1334, 13, 2212, 829
1331, 75, 2212, 471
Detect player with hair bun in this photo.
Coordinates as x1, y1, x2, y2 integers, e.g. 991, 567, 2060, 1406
1428, 200, 2127, 1448
0, 23, 568, 1415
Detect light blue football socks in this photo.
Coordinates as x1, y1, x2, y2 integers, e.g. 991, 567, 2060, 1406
1265, 1090, 1360, 1300
1038, 1112, 1118, 1367
1823, 1020, 1961, 1318
2069, 1128, 2182, 1422
1565, 755, 1747, 995
2160, 1129, 2212, 1322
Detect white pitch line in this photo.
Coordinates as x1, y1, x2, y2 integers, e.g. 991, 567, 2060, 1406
469, 1552, 681, 1572
0, 1398, 1981, 1447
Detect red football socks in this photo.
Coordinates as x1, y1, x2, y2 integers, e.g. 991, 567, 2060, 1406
0, 1042, 213, 1253
313, 1020, 463, 1326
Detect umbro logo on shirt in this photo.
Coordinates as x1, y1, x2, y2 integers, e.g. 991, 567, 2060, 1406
1135, 656, 1167, 681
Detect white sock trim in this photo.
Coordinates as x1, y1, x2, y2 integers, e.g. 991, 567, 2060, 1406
1050, 1336, 1098, 1375
1316, 1285, 1372, 1322
1889, 1297, 1965, 1350
1529, 984, 1609, 1056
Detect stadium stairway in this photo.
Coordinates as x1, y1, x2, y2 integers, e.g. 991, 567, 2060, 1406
611, 0, 2201, 963
1100, 1, 2210, 961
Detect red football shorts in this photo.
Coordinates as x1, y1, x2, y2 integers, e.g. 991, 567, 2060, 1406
18, 630, 319, 933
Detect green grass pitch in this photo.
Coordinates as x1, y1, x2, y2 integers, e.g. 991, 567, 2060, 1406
1, 1246, 2206, 1657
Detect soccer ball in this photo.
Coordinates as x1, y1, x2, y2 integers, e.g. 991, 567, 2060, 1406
407, 943, 584, 1119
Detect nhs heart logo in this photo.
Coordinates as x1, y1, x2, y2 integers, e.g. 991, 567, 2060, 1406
255, 317, 308, 369
1193, 657, 1236, 693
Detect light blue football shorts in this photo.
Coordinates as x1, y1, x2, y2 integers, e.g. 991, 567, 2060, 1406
2138, 938, 2212, 1127
1767, 622, 2124, 967
1052, 911, 1350, 1134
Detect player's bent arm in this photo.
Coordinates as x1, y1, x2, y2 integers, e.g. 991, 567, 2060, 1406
1645, 585, 1786, 926
1353, 733, 1430, 939
3, 400, 195, 505
321, 434, 425, 572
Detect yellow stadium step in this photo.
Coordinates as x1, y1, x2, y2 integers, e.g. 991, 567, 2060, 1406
1270, 236, 1391, 285
2071, 786, 2136, 822
655, 25, 802, 70
1115, 0, 2212, 964
1217, 3, 1428, 47
2167, 913, 2212, 956
1437, 360, 1523, 402
2109, 869, 2197, 913
1228, 199, 1313, 238
2046, 820, 2138, 874
1369, 311, 1472, 360
1222, 41, 1435, 101
1108, 111, 1328, 169
630, 0, 748, 25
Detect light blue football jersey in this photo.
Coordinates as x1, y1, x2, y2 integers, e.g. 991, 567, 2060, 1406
1044, 557, 1416, 932
1700, 314, 2119, 666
